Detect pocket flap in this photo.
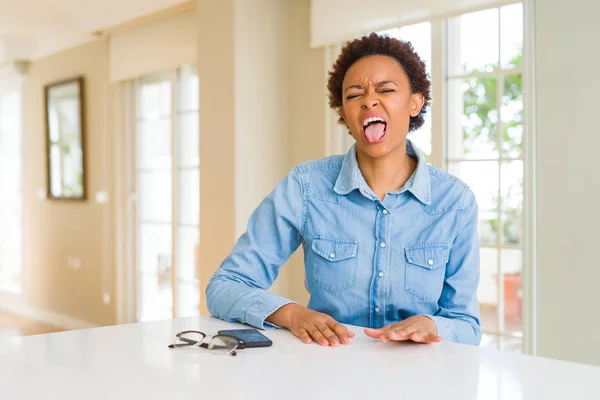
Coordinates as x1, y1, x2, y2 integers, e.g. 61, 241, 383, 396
312, 237, 358, 262
405, 243, 450, 269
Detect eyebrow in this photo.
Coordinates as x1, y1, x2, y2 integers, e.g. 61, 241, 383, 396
343, 80, 398, 93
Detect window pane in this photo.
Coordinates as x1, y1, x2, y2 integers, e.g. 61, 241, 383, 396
448, 8, 499, 75
501, 161, 523, 246
448, 78, 498, 160
176, 226, 199, 281
136, 73, 174, 323
177, 64, 199, 112
176, 280, 200, 318
448, 161, 499, 246
178, 169, 199, 226
138, 223, 172, 275
177, 112, 199, 168
137, 118, 171, 170
408, 115, 431, 160
380, 22, 431, 75
500, 4, 523, 69
501, 74, 523, 158
138, 75, 171, 120
49, 144, 62, 197
139, 274, 172, 322
0, 91, 22, 294
501, 248, 523, 334
479, 247, 499, 332
138, 171, 172, 223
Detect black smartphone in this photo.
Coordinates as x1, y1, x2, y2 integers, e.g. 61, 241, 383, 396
217, 329, 273, 348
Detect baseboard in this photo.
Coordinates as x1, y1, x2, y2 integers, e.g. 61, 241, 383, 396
0, 293, 100, 331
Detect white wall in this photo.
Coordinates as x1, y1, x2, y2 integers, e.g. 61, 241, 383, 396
234, 0, 289, 239
197, 0, 325, 310
234, 0, 291, 296
534, 0, 600, 366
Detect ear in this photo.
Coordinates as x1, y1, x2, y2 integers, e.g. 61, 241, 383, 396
410, 93, 425, 117
339, 107, 347, 124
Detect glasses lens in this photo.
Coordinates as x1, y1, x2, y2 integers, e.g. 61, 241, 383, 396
209, 335, 239, 355
176, 331, 205, 347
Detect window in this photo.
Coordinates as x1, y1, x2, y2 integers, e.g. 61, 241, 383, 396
134, 64, 199, 322
326, 2, 526, 353
446, 3, 524, 352
0, 89, 22, 294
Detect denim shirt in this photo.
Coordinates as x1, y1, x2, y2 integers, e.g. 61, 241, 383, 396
206, 139, 482, 346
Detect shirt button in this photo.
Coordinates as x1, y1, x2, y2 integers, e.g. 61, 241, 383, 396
375, 307, 381, 313
380, 242, 386, 248
427, 259, 434, 265
329, 253, 335, 258
378, 272, 384, 278
382, 209, 389, 214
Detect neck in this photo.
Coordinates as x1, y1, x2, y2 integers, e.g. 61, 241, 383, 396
356, 140, 417, 201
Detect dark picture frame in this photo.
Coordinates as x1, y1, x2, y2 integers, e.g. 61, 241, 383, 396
44, 76, 86, 201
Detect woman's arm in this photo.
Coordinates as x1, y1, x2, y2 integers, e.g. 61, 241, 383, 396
425, 188, 482, 345
205, 166, 305, 329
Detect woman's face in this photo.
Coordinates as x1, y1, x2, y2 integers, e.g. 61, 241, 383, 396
340, 55, 424, 159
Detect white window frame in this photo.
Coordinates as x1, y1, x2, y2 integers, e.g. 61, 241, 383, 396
120, 65, 200, 323
446, 5, 525, 351
324, 0, 536, 355
0, 71, 25, 298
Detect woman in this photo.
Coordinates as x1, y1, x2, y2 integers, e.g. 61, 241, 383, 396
206, 33, 481, 346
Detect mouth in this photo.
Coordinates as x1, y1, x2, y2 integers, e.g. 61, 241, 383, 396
361, 115, 388, 144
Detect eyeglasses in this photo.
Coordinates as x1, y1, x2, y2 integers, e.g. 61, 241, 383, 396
168, 330, 246, 356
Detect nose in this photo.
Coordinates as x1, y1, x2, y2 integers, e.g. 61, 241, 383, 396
361, 91, 378, 109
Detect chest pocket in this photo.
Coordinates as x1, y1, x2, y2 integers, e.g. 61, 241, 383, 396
311, 236, 358, 293
404, 243, 450, 301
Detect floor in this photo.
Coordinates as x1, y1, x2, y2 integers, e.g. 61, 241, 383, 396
0, 311, 64, 337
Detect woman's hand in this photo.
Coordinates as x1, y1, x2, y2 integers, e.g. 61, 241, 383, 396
267, 304, 355, 346
364, 315, 442, 344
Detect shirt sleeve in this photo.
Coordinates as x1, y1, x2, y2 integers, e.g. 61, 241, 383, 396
424, 188, 482, 345
205, 166, 305, 329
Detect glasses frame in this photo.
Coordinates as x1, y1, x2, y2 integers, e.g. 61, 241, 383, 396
168, 330, 247, 356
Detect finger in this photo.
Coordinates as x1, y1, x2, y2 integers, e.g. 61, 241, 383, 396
410, 332, 442, 344
382, 318, 424, 341
367, 323, 401, 341
410, 331, 424, 343
384, 328, 414, 342
329, 321, 353, 344
298, 329, 312, 344
364, 328, 387, 338
307, 326, 329, 346
317, 324, 340, 346
425, 334, 443, 344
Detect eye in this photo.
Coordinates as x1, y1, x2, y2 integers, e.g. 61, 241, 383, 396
379, 89, 395, 93
346, 93, 361, 100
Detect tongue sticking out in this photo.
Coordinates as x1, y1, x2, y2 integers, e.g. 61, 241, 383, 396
364, 122, 386, 143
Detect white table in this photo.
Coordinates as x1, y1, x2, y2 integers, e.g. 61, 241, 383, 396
0, 316, 599, 399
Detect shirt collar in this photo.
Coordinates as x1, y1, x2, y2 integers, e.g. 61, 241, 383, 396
333, 139, 431, 205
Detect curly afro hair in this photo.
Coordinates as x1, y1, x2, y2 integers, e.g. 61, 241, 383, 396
327, 32, 431, 133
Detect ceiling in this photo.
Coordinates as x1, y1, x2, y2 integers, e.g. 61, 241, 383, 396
0, 0, 189, 64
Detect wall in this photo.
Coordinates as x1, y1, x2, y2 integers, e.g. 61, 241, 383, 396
285, 0, 327, 305
534, 0, 600, 365
22, 38, 116, 326
196, 0, 236, 315
197, 0, 327, 310
234, 0, 290, 297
